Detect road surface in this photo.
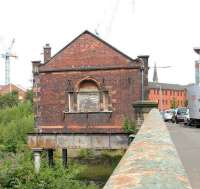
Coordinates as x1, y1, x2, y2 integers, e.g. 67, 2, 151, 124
167, 122, 200, 189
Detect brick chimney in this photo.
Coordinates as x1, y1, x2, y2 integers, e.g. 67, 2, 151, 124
43, 44, 51, 63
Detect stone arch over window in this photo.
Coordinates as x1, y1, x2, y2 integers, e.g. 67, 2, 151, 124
67, 77, 111, 112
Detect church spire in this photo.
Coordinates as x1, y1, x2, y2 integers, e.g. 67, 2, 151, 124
153, 63, 158, 83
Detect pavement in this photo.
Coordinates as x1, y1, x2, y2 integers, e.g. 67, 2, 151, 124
167, 122, 200, 189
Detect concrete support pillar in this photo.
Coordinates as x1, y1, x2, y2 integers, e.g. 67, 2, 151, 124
33, 148, 42, 174
47, 149, 54, 167
62, 148, 68, 168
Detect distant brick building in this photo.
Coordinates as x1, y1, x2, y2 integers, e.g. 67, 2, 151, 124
32, 31, 149, 133
148, 82, 187, 111
0, 83, 26, 101
148, 64, 187, 111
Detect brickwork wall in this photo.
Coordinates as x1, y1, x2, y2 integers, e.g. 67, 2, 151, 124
35, 69, 141, 133
148, 88, 187, 110
33, 31, 143, 133
40, 32, 138, 70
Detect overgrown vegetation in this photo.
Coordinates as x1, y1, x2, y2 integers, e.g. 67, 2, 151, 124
78, 149, 95, 158
0, 92, 123, 188
0, 91, 19, 109
0, 102, 34, 153
25, 89, 33, 104
123, 117, 137, 134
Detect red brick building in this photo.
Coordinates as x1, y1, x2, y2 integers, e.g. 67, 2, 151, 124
148, 82, 187, 111
0, 83, 27, 101
32, 31, 149, 133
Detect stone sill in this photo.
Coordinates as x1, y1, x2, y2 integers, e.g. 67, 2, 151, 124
63, 111, 112, 114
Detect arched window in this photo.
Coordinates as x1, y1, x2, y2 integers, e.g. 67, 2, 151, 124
67, 78, 111, 113
77, 80, 100, 112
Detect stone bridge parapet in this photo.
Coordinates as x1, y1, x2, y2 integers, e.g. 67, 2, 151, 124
103, 109, 192, 189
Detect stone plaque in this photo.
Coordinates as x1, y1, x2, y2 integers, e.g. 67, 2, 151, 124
78, 92, 100, 112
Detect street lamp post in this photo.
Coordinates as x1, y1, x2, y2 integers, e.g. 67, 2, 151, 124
141, 64, 145, 101
140, 58, 171, 105
159, 85, 163, 111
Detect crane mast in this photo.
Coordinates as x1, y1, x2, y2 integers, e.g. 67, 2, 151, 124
1, 38, 17, 85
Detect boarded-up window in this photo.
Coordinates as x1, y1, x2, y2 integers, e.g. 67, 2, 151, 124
78, 92, 100, 112
77, 80, 100, 112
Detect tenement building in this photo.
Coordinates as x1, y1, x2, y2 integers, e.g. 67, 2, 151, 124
148, 65, 187, 111
148, 82, 187, 111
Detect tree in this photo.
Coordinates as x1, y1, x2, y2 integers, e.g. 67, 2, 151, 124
170, 97, 177, 109
25, 89, 33, 103
184, 100, 188, 107
0, 91, 19, 109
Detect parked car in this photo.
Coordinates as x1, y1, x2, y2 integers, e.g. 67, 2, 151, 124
175, 107, 189, 123
163, 109, 174, 122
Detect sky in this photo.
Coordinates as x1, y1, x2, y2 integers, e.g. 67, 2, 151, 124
0, 0, 200, 88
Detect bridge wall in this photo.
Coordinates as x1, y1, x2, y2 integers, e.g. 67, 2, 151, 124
103, 109, 192, 189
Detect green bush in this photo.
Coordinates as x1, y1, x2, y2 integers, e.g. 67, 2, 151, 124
78, 149, 94, 158
0, 103, 123, 188
0, 102, 34, 153
0, 152, 99, 189
0, 103, 100, 188
0, 91, 19, 109
123, 117, 137, 134
0, 101, 33, 126
25, 89, 33, 104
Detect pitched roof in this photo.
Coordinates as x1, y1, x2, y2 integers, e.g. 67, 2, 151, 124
43, 30, 136, 65
0, 84, 26, 92
148, 82, 187, 90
